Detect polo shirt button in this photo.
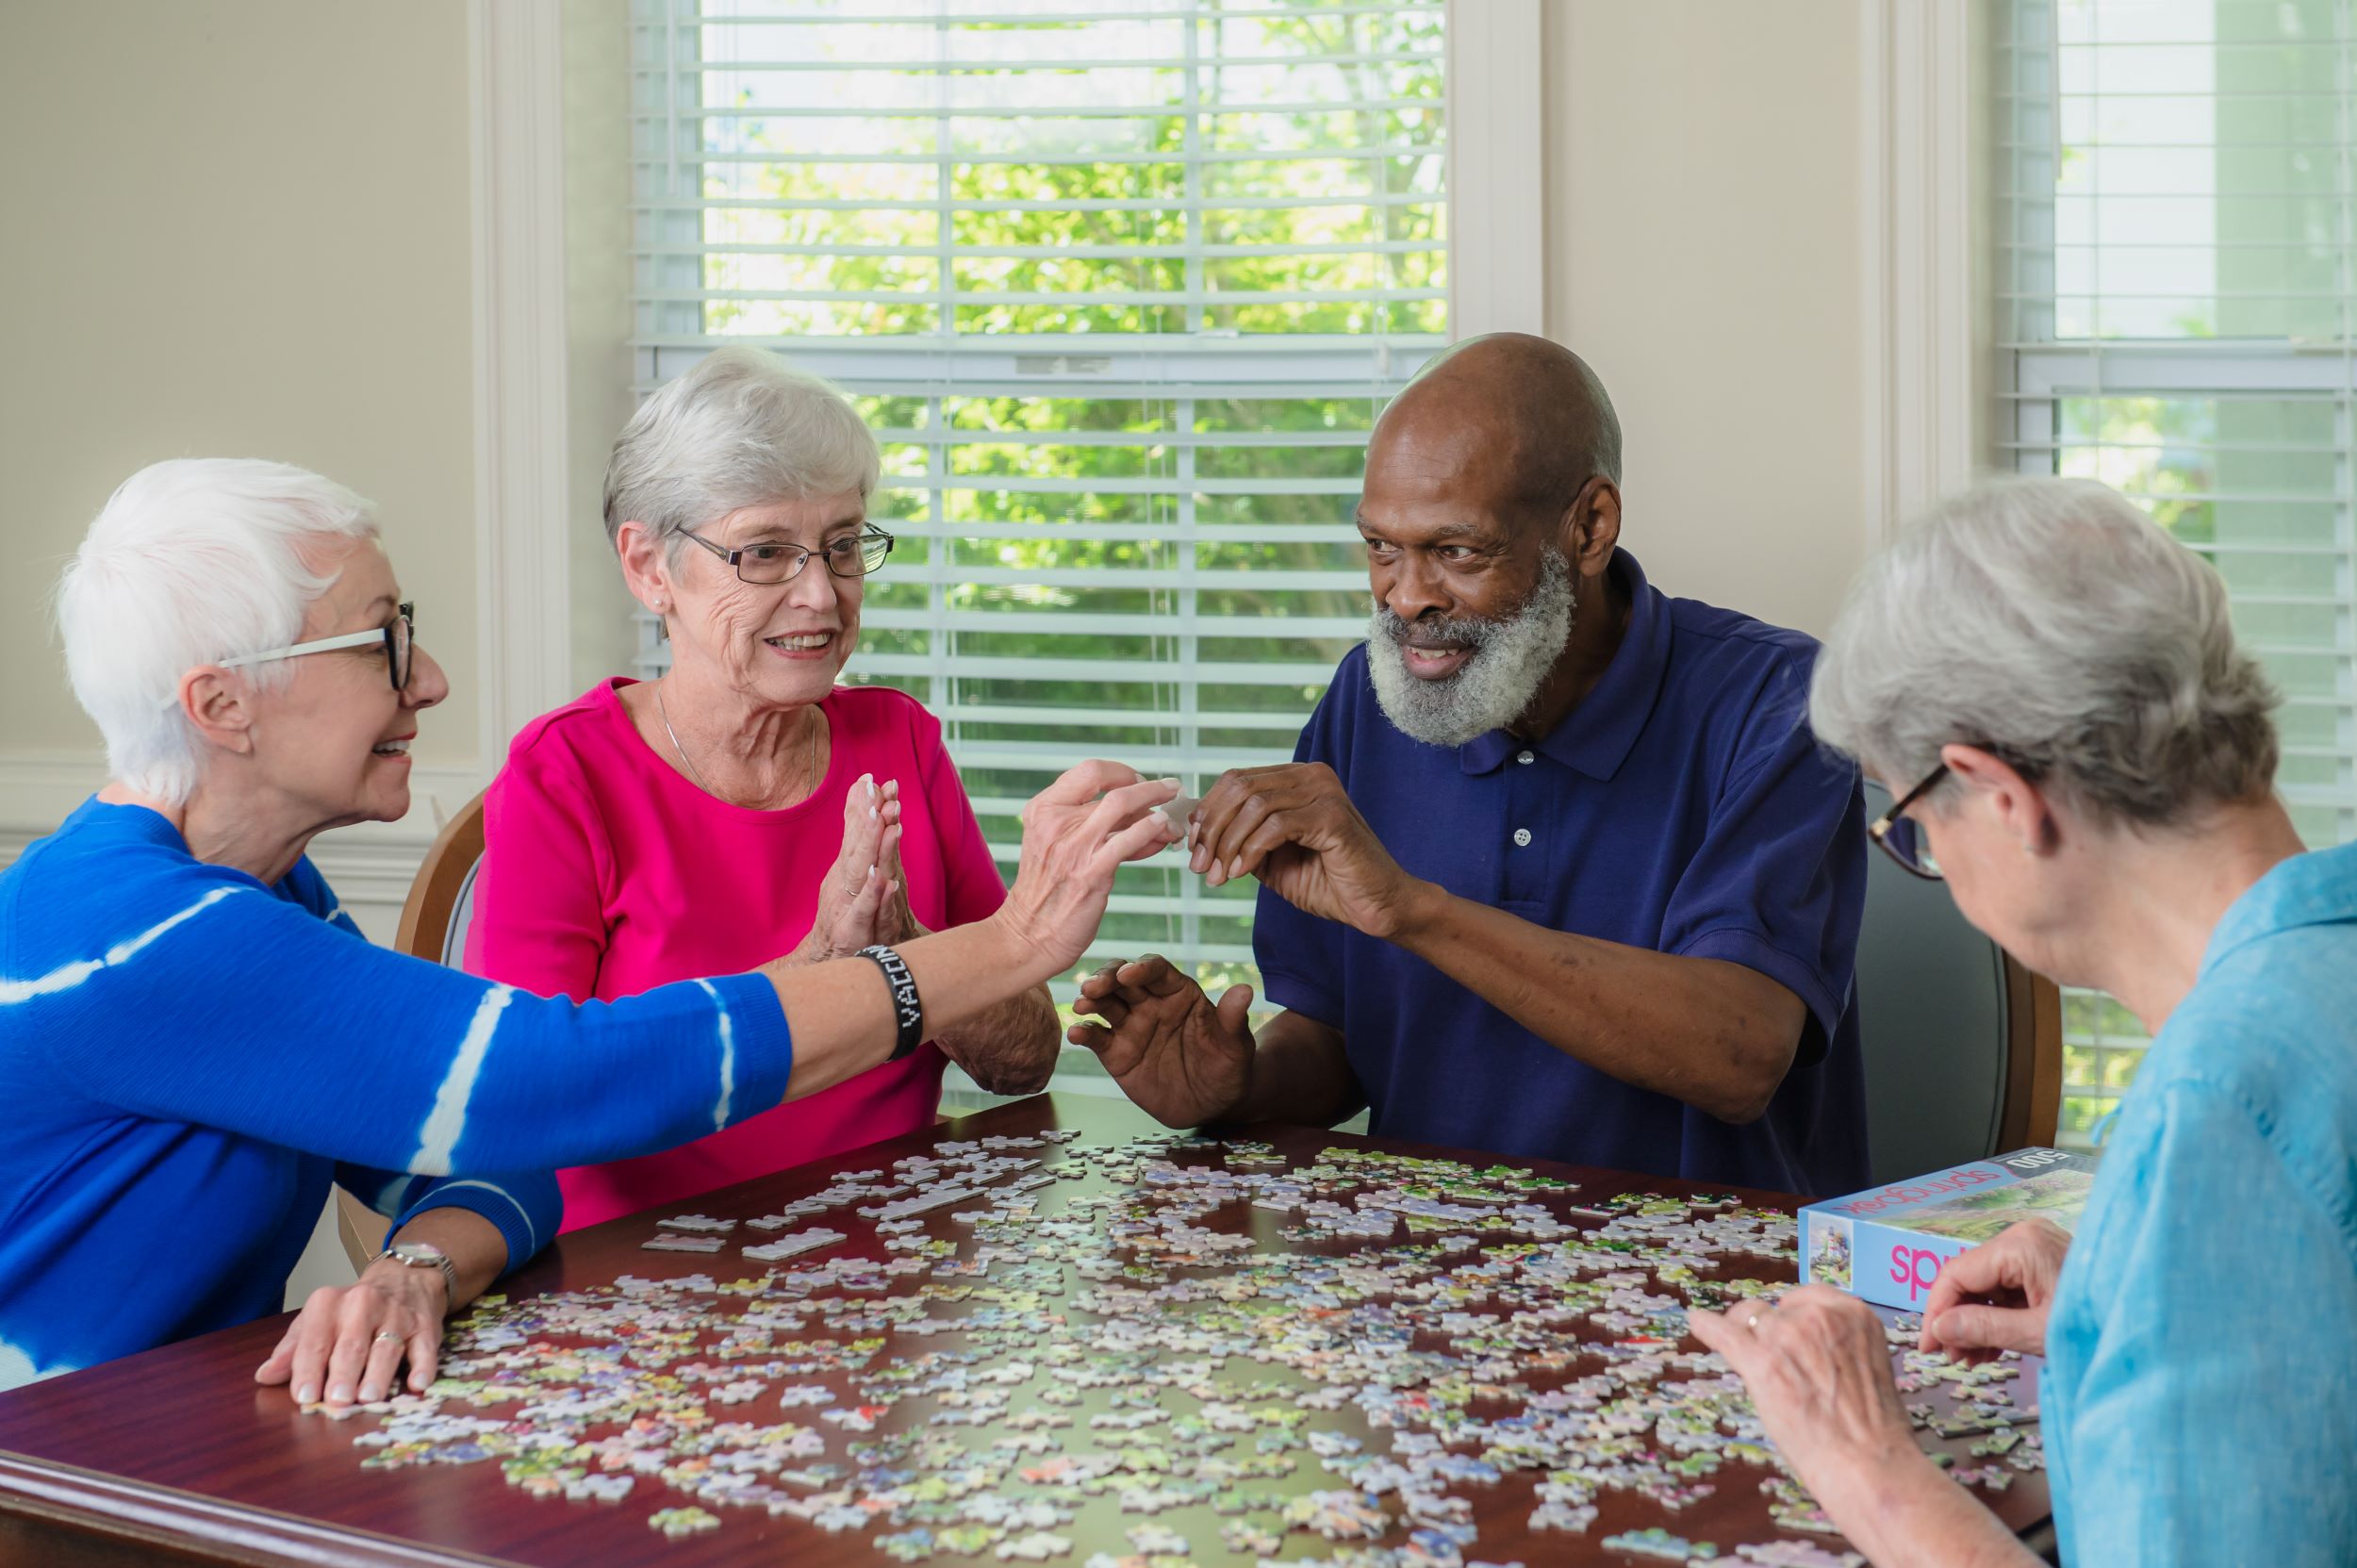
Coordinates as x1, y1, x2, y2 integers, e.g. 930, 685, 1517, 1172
1512, 828, 1533, 848
1516, 750, 1535, 765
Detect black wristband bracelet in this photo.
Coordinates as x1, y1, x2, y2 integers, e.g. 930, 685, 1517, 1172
858, 944, 925, 1061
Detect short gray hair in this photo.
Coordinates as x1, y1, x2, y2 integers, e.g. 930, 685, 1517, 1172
1810, 476, 2280, 826
602, 346, 882, 553
55, 458, 379, 806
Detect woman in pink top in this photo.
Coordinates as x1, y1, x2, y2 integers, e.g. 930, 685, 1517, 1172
469, 348, 1060, 1230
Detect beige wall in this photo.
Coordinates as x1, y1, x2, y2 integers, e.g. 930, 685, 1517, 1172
1543, 2, 1867, 640
0, 1, 480, 776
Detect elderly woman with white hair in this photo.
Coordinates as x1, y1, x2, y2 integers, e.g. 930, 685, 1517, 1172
1687, 477, 2356, 1565
467, 348, 1060, 1230
0, 456, 1178, 1400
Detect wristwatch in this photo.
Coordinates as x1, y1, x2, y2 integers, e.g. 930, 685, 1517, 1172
385, 1241, 459, 1300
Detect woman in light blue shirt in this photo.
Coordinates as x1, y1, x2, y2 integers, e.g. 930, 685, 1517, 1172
1689, 476, 2357, 1565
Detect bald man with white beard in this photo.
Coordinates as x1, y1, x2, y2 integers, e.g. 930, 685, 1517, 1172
1071, 334, 1871, 1196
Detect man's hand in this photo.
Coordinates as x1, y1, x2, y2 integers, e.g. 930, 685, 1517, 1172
1067, 954, 1256, 1128
1188, 764, 1428, 939
1918, 1218, 2070, 1364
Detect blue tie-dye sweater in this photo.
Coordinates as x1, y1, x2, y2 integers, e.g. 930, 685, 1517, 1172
0, 799, 792, 1388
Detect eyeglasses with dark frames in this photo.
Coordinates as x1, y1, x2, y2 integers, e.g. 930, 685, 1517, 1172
1867, 761, 1949, 881
218, 602, 416, 693
681, 526, 895, 586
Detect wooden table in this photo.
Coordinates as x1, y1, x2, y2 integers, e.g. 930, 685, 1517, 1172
0, 1095, 2052, 1566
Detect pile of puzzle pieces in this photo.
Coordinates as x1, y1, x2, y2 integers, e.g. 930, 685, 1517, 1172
310, 1130, 2042, 1564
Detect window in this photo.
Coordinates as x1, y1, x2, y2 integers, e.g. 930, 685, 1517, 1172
1999, 0, 2357, 1140
630, 0, 1447, 1092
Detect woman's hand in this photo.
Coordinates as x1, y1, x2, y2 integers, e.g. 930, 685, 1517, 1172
255, 1258, 447, 1409
876, 802, 927, 944
1919, 1217, 2070, 1364
1689, 1285, 1921, 1494
789, 775, 903, 964
990, 763, 1182, 981
1691, 1287, 2040, 1568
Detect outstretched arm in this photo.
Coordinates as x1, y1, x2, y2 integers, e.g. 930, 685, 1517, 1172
1189, 764, 1806, 1123
37, 766, 1179, 1179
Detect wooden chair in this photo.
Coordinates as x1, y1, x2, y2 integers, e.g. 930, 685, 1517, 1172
393, 789, 489, 969
1854, 780, 2064, 1186
335, 790, 489, 1270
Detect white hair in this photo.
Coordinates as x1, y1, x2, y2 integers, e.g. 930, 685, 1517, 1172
603, 346, 882, 554
55, 458, 379, 806
1364, 550, 1574, 747
1810, 476, 2280, 827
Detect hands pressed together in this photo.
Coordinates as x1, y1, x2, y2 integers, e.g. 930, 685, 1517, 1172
793, 773, 923, 964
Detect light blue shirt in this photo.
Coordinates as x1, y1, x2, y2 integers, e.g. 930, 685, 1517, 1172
2045, 839, 2357, 1566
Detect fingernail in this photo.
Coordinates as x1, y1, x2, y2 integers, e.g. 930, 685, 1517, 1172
330, 1384, 352, 1404
295, 1384, 317, 1404
1228, 858, 1243, 879
1158, 776, 1181, 791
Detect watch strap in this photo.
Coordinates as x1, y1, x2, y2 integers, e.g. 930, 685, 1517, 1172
387, 1241, 458, 1299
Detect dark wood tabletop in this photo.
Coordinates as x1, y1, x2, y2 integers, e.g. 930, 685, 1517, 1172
0, 1094, 2051, 1567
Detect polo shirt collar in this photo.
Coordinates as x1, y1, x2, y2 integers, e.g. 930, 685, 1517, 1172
2200, 838, 2357, 978
1459, 548, 1670, 781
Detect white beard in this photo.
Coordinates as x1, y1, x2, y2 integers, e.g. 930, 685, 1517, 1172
1364, 551, 1575, 748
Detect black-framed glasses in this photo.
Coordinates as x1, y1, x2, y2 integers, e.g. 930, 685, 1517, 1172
220, 602, 416, 692
682, 526, 894, 586
1868, 761, 1949, 880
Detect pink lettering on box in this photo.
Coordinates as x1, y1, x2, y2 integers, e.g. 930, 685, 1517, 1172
1889, 1243, 1950, 1301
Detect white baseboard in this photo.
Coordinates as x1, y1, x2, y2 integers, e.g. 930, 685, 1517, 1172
0, 752, 484, 947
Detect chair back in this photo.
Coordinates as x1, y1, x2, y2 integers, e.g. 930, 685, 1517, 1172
394, 789, 487, 967
1854, 780, 2063, 1185
337, 789, 490, 1270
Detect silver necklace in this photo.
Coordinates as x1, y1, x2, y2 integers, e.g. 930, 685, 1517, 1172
654, 679, 820, 804
653, 679, 716, 796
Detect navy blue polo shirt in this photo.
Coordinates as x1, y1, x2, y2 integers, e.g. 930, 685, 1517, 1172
1253, 550, 1870, 1197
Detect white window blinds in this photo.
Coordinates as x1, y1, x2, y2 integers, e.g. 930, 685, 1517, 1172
1999, 0, 2357, 1138
629, 0, 1447, 1068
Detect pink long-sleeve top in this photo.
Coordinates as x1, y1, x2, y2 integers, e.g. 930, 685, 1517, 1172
466, 678, 1008, 1230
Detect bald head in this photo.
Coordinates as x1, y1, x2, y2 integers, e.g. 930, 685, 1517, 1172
1371, 334, 1622, 522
